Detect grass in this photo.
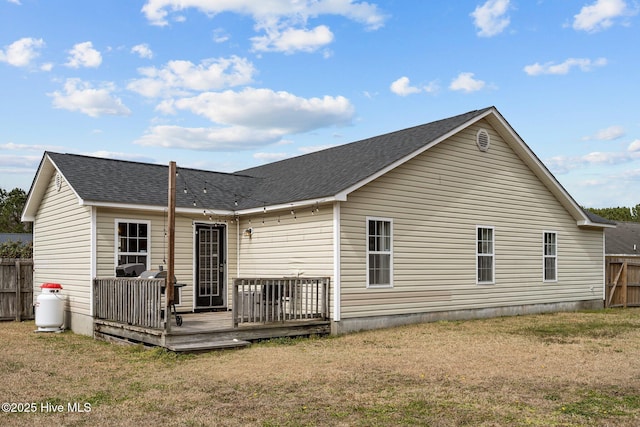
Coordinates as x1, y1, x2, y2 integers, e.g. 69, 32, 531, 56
1, 309, 640, 426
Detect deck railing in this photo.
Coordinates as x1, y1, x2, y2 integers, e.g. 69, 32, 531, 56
93, 278, 165, 329
232, 277, 330, 327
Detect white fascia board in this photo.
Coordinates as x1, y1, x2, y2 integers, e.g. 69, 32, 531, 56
81, 199, 235, 216
335, 108, 495, 200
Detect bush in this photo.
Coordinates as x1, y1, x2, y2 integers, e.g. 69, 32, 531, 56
0, 240, 32, 258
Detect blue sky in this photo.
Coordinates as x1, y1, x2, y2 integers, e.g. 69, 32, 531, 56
1, 0, 638, 208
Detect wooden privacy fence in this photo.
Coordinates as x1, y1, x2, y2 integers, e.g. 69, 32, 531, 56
605, 257, 640, 308
233, 277, 330, 327
0, 258, 34, 321
93, 278, 164, 329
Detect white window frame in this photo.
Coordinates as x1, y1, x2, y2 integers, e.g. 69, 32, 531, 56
115, 219, 151, 271
543, 231, 558, 282
476, 226, 495, 285
366, 217, 393, 288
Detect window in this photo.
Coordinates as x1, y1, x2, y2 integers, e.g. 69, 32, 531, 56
543, 232, 557, 282
367, 217, 393, 287
476, 226, 494, 284
116, 220, 149, 268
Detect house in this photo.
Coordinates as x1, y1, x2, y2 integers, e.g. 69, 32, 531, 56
22, 106, 613, 339
605, 221, 640, 259
0, 233, 32, 244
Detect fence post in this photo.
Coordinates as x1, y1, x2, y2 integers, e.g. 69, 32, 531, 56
15, 259, 21, 321
622, 261, 628, 308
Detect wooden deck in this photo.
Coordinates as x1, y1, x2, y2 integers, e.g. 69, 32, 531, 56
95, 311, 330, 352
93, 277, 331, 352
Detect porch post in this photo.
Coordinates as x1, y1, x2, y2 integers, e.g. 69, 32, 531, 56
166, 161, 176, 332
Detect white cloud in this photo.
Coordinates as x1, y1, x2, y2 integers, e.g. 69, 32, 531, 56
471, 0, 511, 37
251, 25, 334, 54
212, 28, 230, 43
390, 76, 439, 96
40, 62, 53, 71
136, 88, 354, 150
141, 0, 386, 53
573, 0, 631, 32
65, 41, 102, 68
298, 144, 337, 153
524, 57, 607, 75
7, 0, 21, 5
390, 76, 421, 96
131, 43, 153, 59
142, 0, 386, 28
546, 145, 640, 174
128, 56, 255, 98
134, 125, 287, 150
0, 142, 64, 151
253, 152, 290, 161
0, 154, 41, 169
449, 72, 486, 92
582, 125, 625, 141
170, 87, 354, 133
0, 37, 44, 67
49, 78, 131, 118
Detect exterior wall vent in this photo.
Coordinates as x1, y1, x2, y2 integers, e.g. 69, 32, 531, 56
476, 129, 490, 152
55, 172, 62, 191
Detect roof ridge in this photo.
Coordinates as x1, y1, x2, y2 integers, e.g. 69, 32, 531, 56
46, 151, 253, 178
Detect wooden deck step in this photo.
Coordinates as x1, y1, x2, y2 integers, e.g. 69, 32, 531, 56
166, 339, 251, 353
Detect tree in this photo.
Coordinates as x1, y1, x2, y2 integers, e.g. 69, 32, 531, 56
0, 187, 31, 233
586, 205, 640, 223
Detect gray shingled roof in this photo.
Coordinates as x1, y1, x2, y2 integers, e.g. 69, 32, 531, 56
39, 107, 613, 227
606, 222, 640, 255
47, 108, 493, 210
47, 152, 257, 211
236, 107, 493, 207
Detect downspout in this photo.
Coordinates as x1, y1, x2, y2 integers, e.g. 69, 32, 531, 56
236, 216, 240, 278
333, 201, 341, 322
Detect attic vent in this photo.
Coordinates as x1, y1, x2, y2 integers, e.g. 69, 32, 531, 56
55, 173, 62, 191
476, 129, 490, 152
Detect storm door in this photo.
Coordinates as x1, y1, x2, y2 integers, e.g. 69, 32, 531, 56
195, 224, 225, 308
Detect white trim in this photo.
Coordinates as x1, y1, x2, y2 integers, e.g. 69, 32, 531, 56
90, 207, 97, 317
192, 222, 228, 309
542, 230, 558, 283
476, 225, 495, 285
237, 197, 344, 215
333, 201, 341, 322
114, 218, 151, 271
602, 233, 606, 301
236, 218, 240, 279
366, 216, 394, 289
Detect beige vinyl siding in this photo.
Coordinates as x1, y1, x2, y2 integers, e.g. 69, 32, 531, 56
96, 208, 238, 310
339, 119, 604, 319
237, 204, 334, 279
33, 172, 92, 316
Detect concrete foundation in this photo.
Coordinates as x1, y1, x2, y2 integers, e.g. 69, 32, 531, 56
67, 311, 94, 336
331, 299, 604, 335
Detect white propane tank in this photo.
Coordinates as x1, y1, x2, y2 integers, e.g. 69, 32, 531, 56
35, 283, 65, 332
